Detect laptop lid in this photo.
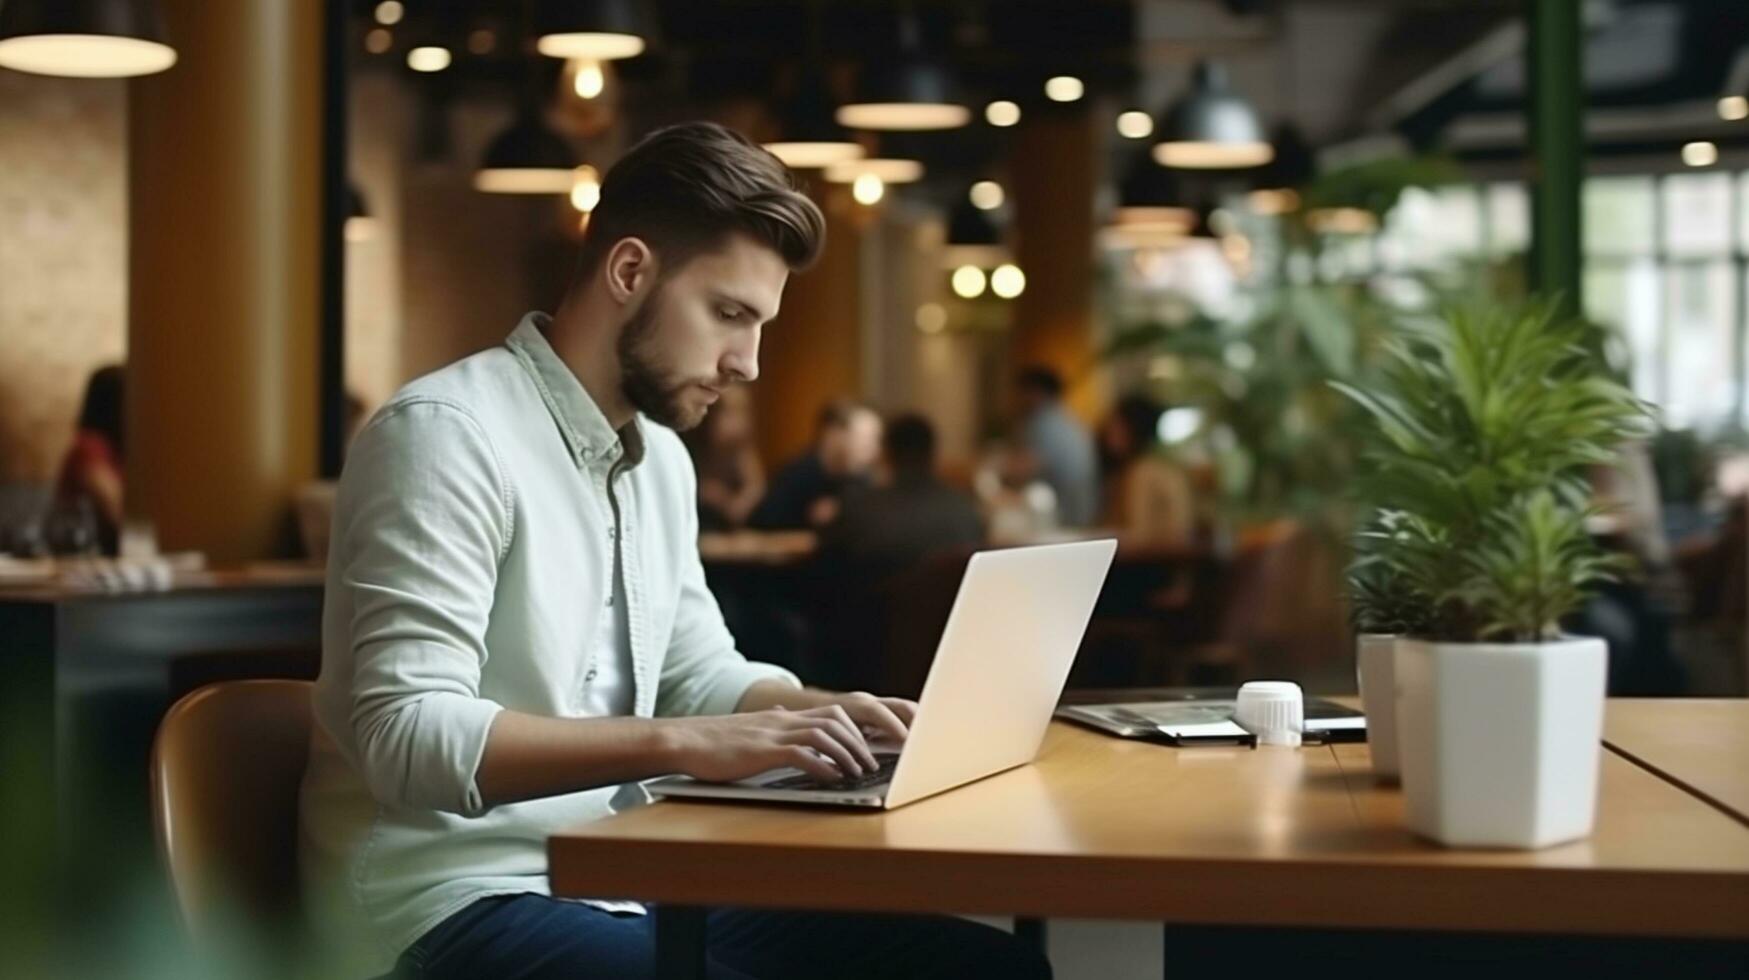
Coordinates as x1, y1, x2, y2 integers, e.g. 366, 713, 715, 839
883, 539, 1117, 808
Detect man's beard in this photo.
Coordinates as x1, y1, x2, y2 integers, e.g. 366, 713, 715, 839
617, 286, 712, 431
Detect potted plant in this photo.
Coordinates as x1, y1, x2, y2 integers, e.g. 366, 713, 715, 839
1336, 302, 1650, 848
1346, 511, 1436, 783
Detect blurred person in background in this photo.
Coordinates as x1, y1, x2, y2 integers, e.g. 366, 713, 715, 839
684, 383, 766, 530
51, 364, 126, 555
1010, 366, 1099, 527
750, 399, 882, 529
1098, 394, 1196, 547
820, 413, 983, 581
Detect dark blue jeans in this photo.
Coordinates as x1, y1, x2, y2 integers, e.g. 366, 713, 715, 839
397, 894, 1051, 980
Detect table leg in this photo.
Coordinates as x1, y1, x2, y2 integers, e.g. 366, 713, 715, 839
655, 904, 708, 980
1014, 917, 1048, 954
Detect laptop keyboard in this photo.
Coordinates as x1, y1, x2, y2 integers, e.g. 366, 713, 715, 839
763, 752, 900, 792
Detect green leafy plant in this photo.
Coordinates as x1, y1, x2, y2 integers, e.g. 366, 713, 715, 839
1336, 300, 1653, 642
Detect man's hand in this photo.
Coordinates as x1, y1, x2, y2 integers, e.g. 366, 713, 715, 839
737, 682, 918, 744
658, 705, 883, 783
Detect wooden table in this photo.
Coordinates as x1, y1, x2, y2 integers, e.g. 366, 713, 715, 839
1603, 699, 1749, 826
551, 716, 1749, 976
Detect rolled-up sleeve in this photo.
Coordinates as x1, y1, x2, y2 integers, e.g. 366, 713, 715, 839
335, 399, 511, 816
654, 457, 799, 718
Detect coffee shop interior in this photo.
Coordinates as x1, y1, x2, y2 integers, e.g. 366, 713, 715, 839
2, 1, 1747, 978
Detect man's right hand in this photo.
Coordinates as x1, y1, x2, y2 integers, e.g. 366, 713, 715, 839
659, 705, 879, 783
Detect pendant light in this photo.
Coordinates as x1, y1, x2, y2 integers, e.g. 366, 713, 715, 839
475, 109, 580, 194
534, 0, 649, 61
1247, 123, 1314, 214
763, 66, 865, 169
942, 191, 1006, 269
1152, 60, 1273, 170
837, 9, 968, 131
0, 0, 176, 78
1111, 155, 1195, 233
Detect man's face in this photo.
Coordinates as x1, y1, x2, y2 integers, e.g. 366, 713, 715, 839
820, 409, 883, 476
617, 233, 788, 431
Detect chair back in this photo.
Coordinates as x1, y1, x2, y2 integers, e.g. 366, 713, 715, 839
150, 679, 313, 939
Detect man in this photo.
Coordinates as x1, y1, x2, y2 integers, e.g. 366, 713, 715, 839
821, 413, 984, 582
299, 123, 1048, 980
1012, 366, 1100, 527
748, 399, 882, 529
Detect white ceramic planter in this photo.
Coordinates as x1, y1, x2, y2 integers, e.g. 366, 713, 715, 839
1394, 636, 1608, 850
1354, 634, 1399, 782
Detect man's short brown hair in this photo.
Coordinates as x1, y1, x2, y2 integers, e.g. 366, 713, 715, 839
575, 121, 826, 283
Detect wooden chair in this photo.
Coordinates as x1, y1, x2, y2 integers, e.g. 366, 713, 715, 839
149, 679, 313, 947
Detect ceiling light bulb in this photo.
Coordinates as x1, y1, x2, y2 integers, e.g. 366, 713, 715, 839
374, 1, 404, 26
990, 264, 1025, 299
570, 166, 602, 212
969, 180, 1004, 211
852, 173, 885, 205
407, 46, 450, 72
573, 59, 605, 99
985, 100, 1021, 127
951, 265, 987, 299
1116, 111, 1153, 139
1044, 76, 1084, 103
1682, 141, 1718, 167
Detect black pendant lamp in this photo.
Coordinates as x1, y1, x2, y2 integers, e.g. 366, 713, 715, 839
534, 0, 649, 61
1152, 60, 1273, 170
942, 191, 1006, 268
763, 66, 865, 169
1112, 155, 1195, 233
838, 11, 968, 131
1248, 123, 1314, 214
475, 109, 579, 194
0, 0, 176, 77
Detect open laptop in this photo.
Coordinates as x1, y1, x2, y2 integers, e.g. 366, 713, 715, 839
650, 538, 1117, 809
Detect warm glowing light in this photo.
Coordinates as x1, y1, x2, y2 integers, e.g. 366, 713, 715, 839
1116, 111, 1154, 139
851, 173, 885, 205
570, 166, 602, 212
985, 100, 1021, 127
1305, 207, 1379, 234
364, 28, 393, 55
969, 180, 1004, 211
915, 303, 947, 334
572, 60, 605, 99
836, 103, 971, 131
761, 141, 864, 169
951, 265, 987, 299
1248, 188, 1301, 215
0, 35, 177, 77
1719, 96, 1748, 121
990, 264, 1026, 299
1153, 140, 1274, 169
1682, 141, 1719, 167
468, 29, 497, 55
537, 33, 645, 61
1044, 76, 1084, 102
823, 158, 925, 184
374, 1, 404, 26
407, 46, 451, 72
474, 169, 578, 194
345, 217, 376, 243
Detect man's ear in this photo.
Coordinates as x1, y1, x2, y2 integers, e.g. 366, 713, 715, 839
604, 237, 656, 304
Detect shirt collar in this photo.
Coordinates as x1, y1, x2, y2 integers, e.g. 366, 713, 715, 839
505, 311, 646, 471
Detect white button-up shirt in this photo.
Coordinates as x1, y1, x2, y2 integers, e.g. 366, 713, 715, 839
299, 312, 800, 977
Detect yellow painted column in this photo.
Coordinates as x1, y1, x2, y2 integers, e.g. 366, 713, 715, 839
1009, 110, 1104, 424
127, 0, 323, 561
754, 183, 863, 468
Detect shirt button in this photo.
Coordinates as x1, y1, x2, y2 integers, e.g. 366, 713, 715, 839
585, 668, 599, 682
605, 593, 615, 607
